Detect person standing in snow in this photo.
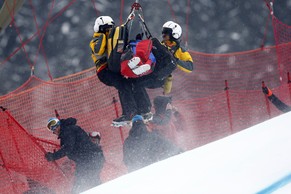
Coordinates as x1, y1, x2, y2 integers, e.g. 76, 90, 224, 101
262, 86, 291, 113
45, 117, 103, 193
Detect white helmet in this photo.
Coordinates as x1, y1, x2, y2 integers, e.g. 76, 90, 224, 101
94, 16, 115, 33
162, 21, 182, 40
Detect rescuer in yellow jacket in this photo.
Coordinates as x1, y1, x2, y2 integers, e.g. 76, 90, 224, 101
90, 16, 155, 125
133, 21, 194, 94
89, 16, 140, 124
161, 21, 194, 94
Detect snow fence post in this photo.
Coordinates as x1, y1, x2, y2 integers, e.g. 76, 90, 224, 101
224, 80, 233, 134
262, 81, 271, 119
287, 72, 291, 105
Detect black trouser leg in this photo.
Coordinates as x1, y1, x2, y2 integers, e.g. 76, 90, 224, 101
97, 67, 137, 116
133, 85, 151, 114
118, 89, 137, 116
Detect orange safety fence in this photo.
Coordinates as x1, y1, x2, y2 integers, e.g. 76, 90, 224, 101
2, 8, 291, 193
0, 110, 73, 194
1, 41, 291, 193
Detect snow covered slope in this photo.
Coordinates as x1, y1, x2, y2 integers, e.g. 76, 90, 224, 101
83, 112, 291, 194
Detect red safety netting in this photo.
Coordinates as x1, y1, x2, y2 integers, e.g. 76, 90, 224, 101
1, 41, 291, 193
0, 110, 74, 194
1, 0, 291, 193
271, 16, 291, 84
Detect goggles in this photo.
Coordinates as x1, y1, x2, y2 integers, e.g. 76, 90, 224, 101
47, 119, 60, 131
162, 28, 172, 36
99, 24, 114, 33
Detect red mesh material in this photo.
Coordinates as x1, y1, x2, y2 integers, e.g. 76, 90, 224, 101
2, 1, 291, 193
272, 16, 291, 83
1, 42, 291, 192
2, 41, 291, 193
0, 110, 73, 194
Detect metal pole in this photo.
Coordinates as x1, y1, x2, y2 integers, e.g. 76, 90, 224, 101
224, 80, 233, 134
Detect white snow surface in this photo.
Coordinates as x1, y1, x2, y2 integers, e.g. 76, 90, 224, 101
82, 112, 291, 194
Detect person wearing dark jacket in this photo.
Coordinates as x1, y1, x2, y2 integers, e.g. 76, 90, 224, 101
123, 115, 183, 172
150, 96, 185, 144
152, 96, 174, 126
262, 86, 291, 113
45, 117, 103, 194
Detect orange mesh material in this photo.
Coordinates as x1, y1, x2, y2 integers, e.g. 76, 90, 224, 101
2, 6, 291, 194
1, 42, 291, 193
0, 111, 73, 194
272, 16, 291, 84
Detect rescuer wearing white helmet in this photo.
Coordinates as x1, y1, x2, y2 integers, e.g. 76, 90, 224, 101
134, 21, 194, 94
89, 16, 154, 126
161, 21, 194, 94
161, 21, 193, 72
90, 16, 137, 124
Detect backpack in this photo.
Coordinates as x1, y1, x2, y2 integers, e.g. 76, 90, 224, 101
107, 25, 128, 73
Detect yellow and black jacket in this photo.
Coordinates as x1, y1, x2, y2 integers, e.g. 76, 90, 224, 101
90, 25, 128, 73
89, 32, 108, 73
162, 40, 194, 94
163, 40, 194, 73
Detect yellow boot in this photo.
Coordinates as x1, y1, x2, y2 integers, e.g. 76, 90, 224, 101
163, 75, 173, 95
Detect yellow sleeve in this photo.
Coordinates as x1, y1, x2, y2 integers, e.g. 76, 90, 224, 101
174, 48, 194, 73
89, 32, 106, 56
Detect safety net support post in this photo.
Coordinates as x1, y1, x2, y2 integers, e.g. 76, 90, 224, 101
54, 109, 60, 120
262, 81, 272, 118
287, 72, 291, 104
224, 80, 233, 134
112, 97, 125, 144
30, 65, 35, 76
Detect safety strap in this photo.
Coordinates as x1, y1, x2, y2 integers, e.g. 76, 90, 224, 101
125, 1, 152, 40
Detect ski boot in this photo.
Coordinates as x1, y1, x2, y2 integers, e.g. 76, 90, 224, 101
111, 115, 132, 127
141, 112, 153, 123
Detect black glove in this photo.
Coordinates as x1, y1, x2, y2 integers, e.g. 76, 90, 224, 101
262, 86, 271, 96
45, 152, 55, 162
